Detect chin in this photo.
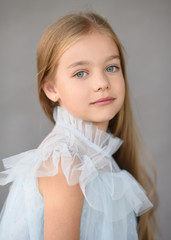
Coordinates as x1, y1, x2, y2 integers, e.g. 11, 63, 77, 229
95, 112, 117, 122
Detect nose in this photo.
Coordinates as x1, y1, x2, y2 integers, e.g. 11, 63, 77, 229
93, 72, 110, 92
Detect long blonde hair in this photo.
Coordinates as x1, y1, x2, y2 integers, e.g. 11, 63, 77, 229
37, 11, 157, 240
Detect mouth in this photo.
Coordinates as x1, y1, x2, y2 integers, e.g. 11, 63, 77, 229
91, 97, 115, 106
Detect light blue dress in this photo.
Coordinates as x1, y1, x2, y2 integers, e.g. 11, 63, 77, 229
0, 107, 153, 239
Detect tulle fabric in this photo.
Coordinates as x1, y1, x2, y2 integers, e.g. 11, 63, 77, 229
0, 107, 153, 239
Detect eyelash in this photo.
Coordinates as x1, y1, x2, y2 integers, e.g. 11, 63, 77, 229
74, 71, 88, 78
74, 65, 120, 78
106, 65, 119, 72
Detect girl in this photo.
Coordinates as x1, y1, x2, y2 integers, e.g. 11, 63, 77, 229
0, 11, 156, 240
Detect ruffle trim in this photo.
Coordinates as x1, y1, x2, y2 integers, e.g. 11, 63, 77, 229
53, 106, 123, 159
0, 107, 153, 222
0, 148, 153, 222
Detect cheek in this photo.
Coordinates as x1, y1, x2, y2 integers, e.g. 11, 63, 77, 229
58, 83, 88, 104
116, 78, 125, 108
121, 79, 125, 98
114, 77, 125, 96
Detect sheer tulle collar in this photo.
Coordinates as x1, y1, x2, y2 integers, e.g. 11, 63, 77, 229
53, 107, 123, 158
0, 106, 153, 221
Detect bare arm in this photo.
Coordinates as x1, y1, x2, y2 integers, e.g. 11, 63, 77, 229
38, 159, 84, 240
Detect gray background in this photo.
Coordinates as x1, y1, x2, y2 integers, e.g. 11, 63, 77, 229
0, 0, 170, 239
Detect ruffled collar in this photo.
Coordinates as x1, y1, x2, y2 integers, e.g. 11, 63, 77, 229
53, 107, 123, 159
0, 106, 153, 222
0, 106, 123, 184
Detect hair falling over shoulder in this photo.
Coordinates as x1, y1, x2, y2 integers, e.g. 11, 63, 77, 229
37, 11, 158, 240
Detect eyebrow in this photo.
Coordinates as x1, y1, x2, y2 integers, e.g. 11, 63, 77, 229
67, 55, 120, 69
68, 61, 90, 69
106, 55, 120, 61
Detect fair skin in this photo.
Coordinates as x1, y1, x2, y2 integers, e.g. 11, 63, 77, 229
44, 31, 125, 131
39, 31, 125, 239
38, 160, 84, 240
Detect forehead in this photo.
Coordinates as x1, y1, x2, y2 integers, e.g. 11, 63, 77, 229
58, 31, 119, 66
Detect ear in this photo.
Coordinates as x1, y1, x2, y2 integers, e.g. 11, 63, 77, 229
43, 81, 59, 102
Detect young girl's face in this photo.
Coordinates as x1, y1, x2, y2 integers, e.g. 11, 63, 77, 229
44, 31, 125, 131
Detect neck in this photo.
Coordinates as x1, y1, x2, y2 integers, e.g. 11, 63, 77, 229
92, 120, 109, 132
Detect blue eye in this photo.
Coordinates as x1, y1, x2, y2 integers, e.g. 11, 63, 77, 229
75, 71, 87, 78
106, 66, 117, 72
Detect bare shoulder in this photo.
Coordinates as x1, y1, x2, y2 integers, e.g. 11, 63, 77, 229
38, 158, 84, 240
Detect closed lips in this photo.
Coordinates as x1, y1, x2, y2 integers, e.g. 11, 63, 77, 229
91, 97, 115, 104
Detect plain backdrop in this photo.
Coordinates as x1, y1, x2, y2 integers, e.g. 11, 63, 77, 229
0, 0, 170, 239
